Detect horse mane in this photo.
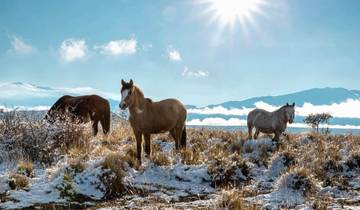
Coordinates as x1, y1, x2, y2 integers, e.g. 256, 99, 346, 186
131, 85, 147, 109
145, 98, 152, 103
275, 105, 289, 114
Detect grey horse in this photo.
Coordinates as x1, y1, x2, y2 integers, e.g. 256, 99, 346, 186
247, 103, 295, 141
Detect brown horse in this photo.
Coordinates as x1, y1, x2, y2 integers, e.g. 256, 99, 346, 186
46, 95, 111, 136
247, 103, 295, 141
119, 79, 187, 163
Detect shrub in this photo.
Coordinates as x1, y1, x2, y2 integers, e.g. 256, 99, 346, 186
152, 152, 171, 166
122, 145, 140, 169
180, 148, 202, 165
101, 153, 126, 198
8, 173, 29, 190
275, 167, 314, 196
345, 152, 360, 170
218, 190, 260, 210
68, 159, 85, 173
17, 160, 34, 178
208, 153, 249, 187
56, 172, 77, 200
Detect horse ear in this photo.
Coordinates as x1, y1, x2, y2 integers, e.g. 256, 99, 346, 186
292, 102, 295, 107
286, 102, 289, 106
129, 79, 133, 86
121, 79, 125, 86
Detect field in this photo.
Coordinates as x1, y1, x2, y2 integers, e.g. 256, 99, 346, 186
0, 111, 360, 209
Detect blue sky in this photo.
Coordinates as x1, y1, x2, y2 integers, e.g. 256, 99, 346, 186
0, 0, 360, 106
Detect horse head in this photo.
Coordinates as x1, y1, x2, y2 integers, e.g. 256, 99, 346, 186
284, 102, 295, 124
120, 79, 134, 110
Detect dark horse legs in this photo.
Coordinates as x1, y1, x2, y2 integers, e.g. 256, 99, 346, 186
92, 120, 99, 136
144, 133, 151, 157
134, 132, 142, 163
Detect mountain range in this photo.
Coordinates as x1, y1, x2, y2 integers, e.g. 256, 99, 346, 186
1, 82, 360, 127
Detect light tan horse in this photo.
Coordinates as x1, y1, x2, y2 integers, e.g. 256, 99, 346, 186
119, 79, 187, 163
247, 103, 295, 141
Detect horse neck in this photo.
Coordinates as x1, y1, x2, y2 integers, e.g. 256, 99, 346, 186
129, 87, 147, 114
274, 107, 288, 123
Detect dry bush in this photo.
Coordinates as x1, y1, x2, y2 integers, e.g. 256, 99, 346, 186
0, 111, 93, 165
276, 167, 315, 196
188, 128, 246, 147
208, 153, 249, 187
121, 145, 140, 169
104, 119, 133, 144
345, 152, 360, 170
101, 152, 126, 198
180, 148, 202, 165
8, 173, 29, 190
51, 122, 92, 155
152, 152, 171, 166
218, 190, 260, 210
68, 158, 86, 173
17, 160, 34, 178
56, 172, 77, 200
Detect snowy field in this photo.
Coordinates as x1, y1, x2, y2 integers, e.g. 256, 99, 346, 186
0, 111, 360, 209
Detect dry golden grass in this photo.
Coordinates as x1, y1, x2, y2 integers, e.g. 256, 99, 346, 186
152, 152, 171, 166
68, 158, 86, 173
180, 148, 202, 165
17, 160, 34, 178
101, 152, 126, 198
218, 190, 261, 210
8, 173, 29, 190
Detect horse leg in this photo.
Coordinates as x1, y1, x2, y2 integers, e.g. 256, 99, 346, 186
174, 128, 181, 150
180, 126, 186, 149
254, 129, 260, 139
144, 133, 151, 157
92, 120, 99, 136
100, 114, 110, 135
134, 131, 143, 163
170, 129, 175, 139
273, 131, 280, 142
248, 125, 253, 140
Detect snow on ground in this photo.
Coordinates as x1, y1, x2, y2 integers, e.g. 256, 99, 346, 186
0, 158, 109, 209
1, 125, 360, 209
129, 163, 213, 202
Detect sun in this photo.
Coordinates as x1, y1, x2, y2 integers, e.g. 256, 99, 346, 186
198, 0, 268, 32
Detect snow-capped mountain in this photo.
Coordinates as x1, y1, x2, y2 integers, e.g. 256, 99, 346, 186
1, 82, 360, 127
0, 82, 120, 111
207, 87, 360, 108
186, 87, 360, 127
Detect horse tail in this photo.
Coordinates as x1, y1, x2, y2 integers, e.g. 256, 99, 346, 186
101, 101, 111, 135
180, 126, 187, 148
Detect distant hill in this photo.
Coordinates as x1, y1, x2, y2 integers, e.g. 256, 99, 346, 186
1, 82, 360, 126
0, 82, 120, 111
206, 87, 360, 109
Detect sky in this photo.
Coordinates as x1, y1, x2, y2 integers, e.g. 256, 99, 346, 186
0, 0, 360, 106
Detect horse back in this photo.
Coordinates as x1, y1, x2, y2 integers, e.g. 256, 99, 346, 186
134, 98, 186, 133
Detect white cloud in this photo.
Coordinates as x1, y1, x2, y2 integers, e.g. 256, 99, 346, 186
182, 66, 209, 78
168, 45, 182, 61
97, 39, 137, 55
141, 43, 153, 51
9, 36, 34, 54
188, 99, 360, 119
59, 39, 87, 62
0, 82, 120, 101
186, 118, 360, 129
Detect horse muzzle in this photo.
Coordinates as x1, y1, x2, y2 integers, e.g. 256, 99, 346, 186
119, 102, 127, 110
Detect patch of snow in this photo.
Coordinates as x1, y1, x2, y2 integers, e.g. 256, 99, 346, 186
129, 163, 214, 202
0, 158, 107, 209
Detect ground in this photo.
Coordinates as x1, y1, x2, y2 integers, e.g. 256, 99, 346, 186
0, 111, 360, 209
